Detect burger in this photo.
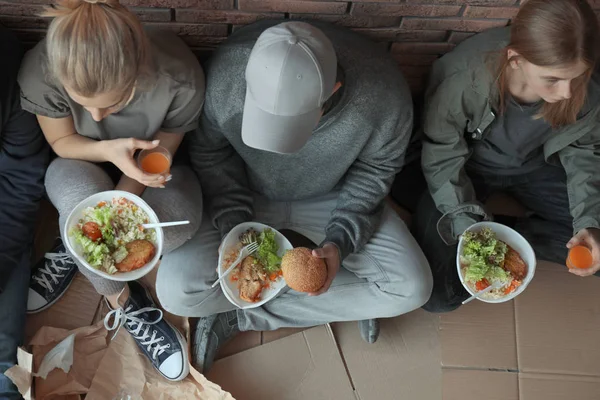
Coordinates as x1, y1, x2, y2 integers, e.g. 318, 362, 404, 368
281, 247, 327, 292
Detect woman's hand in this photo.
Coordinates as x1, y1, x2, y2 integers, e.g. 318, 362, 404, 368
566, 228, 600, 277
104, 138, 166, 188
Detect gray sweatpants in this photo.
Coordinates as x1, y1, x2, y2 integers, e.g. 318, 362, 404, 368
45, 158, 203, 296
156, 192, 433, 332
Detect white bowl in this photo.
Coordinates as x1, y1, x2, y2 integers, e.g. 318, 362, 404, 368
218, 222, 293, 309
456, 221, 536, 303
64, 190, 164, 282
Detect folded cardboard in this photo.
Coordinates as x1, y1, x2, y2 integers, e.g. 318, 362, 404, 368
208, 325, 356, 400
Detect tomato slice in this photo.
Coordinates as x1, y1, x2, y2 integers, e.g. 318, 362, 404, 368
82, 222, 102, 242
475, 278, 491, 291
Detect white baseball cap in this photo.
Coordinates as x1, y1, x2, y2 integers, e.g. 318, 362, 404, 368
242, 22, 338, 154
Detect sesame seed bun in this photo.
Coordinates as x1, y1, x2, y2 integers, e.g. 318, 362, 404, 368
281, 247, 327, 293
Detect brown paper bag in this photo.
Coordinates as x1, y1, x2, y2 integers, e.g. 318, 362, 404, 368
86, 329, 235, 400
30, 322, 108, 399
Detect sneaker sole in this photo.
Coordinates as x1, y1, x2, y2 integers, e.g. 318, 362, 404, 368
139, 284, 190, 381
26, 271, 77, 314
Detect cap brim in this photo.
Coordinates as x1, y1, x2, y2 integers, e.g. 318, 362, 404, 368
241, 90, 320, 154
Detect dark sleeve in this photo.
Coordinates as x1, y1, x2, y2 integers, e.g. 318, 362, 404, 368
188, 114, 253, 238
324, 78, 413, 260
0, 27, 50, 292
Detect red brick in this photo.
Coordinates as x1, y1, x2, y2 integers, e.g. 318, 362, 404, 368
352, 2, 461, 18
0, 3, 45, 17
352, 28, 447, 42
463, 6, 519, 19
396, 29, 448, 42
145, 22, 228, 36
238, 0, 347, 15
176, 9, 283, 24
130, 7, 171, 22
392, 53, 439, 66
401, 17, 509, 32
290, 13, 401, 28
121, 0, 233, 8
391, 41, 455, 55
178, 35, 227, 48
406, 0, 517, 4
448, 31, 475, 44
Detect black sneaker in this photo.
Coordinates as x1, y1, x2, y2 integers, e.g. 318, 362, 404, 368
104, 281, 189, 381
27, 238, 78, 314
192, 311, 240, 374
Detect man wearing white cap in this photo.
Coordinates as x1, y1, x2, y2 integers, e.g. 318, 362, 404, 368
157, 20, 433, 372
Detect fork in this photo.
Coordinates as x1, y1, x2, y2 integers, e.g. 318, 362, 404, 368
462, 281, 504, 305
211, 242, 259, 288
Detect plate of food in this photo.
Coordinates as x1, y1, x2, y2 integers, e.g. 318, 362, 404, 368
64, 190, 164, 282
218, 222, 293, 309
456, 221, 536, 303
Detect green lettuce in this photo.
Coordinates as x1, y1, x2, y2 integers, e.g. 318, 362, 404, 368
71, 228, 110, 268
461, 228, 509, 283
256, 229, 282, 274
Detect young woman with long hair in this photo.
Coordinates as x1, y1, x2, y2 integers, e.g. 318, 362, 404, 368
18, 0, 205, 380
414, 0, 600, 312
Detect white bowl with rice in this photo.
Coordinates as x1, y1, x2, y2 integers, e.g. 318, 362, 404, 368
456, 221, 536, 303
64, 190, 164, 282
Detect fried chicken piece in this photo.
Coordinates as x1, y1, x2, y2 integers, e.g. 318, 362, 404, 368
239, 256, 266, 303
115, 239, 156, 272
503, 245, 527, 280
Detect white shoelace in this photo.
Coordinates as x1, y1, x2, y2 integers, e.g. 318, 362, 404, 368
104, 306, 170, 360
32, 252, 73, 293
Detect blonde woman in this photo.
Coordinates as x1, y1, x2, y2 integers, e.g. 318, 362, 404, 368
18, 0, 204, 380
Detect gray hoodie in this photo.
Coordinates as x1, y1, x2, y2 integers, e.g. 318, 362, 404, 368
189, 20, 413, 259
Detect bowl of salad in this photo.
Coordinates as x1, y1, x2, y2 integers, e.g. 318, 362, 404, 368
456, 221, 536, 303
64, 190, 164, 282
218, 222, 293, 309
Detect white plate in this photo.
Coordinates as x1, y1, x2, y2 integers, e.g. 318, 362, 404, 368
218, 222, 293, 309
456, 221, 536, 303
64, 190, 164, 282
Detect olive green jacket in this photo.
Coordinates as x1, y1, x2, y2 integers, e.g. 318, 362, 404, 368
422, 27, 600, 245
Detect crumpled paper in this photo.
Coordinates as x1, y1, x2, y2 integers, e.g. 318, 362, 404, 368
33, 333, 75, 379
5, 347, 33, 400
30, 321, 109, 399
86, 328, 235, 400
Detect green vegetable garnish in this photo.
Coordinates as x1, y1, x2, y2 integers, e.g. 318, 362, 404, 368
461, 228, 509, 283
255, 229, 282, 274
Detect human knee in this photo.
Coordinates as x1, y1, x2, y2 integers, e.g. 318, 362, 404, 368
155, 262, 198, 317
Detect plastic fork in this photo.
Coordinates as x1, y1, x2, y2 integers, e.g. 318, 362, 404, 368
462, 282, 504, 305
211, 242, 259, 288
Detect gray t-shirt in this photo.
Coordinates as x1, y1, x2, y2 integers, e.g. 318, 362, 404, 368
18, 30, 205, 140
468, 96, 552, 174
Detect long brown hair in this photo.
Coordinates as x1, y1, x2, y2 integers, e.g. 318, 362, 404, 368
496, 0, 599, 128
42, 0, 153, 98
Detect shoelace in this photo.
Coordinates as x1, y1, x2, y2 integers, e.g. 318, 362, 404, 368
32, 252, 73, 293
104, 306, 170, 360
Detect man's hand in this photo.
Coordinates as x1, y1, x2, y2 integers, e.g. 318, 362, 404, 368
308, 243, 341, 296
567, 228, 600, 277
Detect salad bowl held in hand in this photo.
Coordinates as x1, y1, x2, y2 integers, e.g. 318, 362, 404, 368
456, 221, 536, 303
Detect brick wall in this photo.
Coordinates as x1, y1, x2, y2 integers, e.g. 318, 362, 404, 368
0, 0, 585, 94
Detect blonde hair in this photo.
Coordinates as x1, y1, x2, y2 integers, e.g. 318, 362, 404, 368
495, 0, 599, 128
42, 0, 153, 98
